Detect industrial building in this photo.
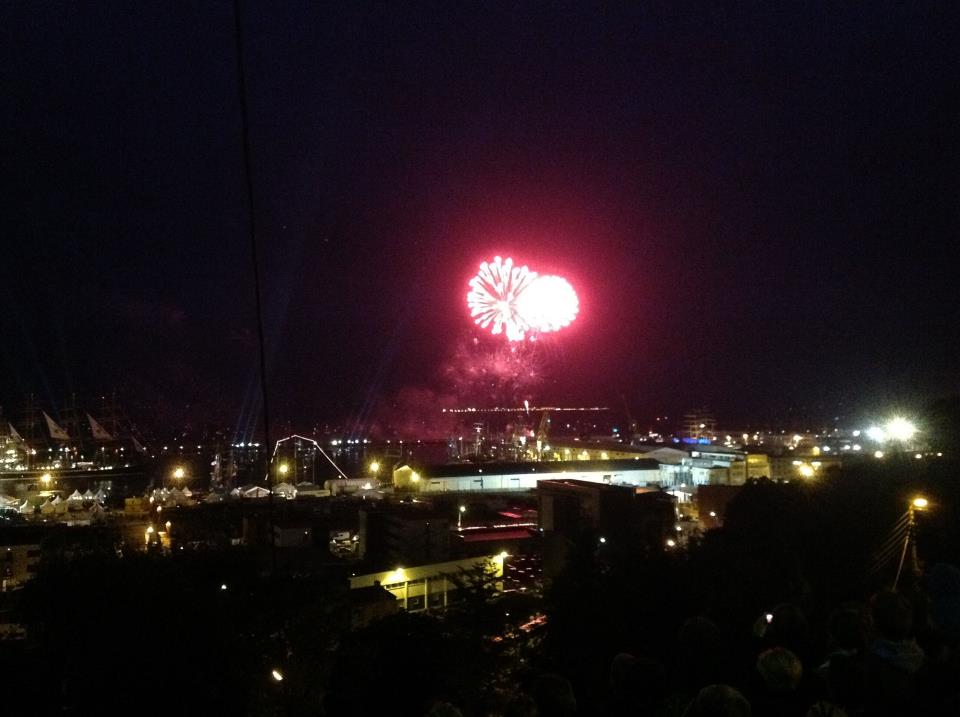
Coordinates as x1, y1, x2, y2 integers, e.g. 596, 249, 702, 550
392, 458, 661, 493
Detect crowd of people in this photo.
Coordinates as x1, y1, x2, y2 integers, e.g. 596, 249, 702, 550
421, 562, 960, 716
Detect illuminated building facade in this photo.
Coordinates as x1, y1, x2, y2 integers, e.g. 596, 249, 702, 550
349, 554, 506, 612
392, 458, 661, 493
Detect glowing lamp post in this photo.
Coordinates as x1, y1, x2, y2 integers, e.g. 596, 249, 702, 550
894, 496, 930, 589
458, 504, 466, 531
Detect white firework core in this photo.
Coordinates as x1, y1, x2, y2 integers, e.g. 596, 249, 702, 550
467, 256, 578, 341
516, 274, 579, 333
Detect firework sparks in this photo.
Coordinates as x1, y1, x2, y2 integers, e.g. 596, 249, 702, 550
445, 338, 544, 405
467, 256, 537, 341
466, 256, 578, 341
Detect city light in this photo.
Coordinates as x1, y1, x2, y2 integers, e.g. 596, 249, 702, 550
172, 467, 185, 480
885, 417, 917, 442
912, 497, 929, 510
866, 418, 918, 444
278, 463, 289, 475
271, 669, 284, 682
369, 461, 380, 474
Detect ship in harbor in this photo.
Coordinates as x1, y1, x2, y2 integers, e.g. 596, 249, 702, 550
0, 394, 150, 495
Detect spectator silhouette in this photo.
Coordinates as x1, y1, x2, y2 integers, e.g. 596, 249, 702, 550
818, 605, 867, 713
532, 673, 577, 717
863, 590, 924, 716
752, 647, 807, 717
682, 684, 751, 717
602, 652, 666, 715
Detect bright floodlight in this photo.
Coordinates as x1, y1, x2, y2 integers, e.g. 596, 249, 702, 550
866, 426, 886, 443
885, 418, 917, 442
912, 497, 929, 510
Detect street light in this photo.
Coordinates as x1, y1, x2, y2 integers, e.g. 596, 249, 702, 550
40, 472, 52, 487
172, 467, 185, 481
278, 463, 289, 477
369, 460, 380, 475
894, 495, 930, 589
458, 504, 466, 530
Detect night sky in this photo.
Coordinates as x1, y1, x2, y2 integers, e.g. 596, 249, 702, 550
1, 2, 958, 433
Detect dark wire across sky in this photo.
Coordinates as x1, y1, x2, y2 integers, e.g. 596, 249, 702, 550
1, 2, 958, 431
